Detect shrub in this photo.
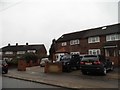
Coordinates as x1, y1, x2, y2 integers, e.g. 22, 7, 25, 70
22, 53, 38, 63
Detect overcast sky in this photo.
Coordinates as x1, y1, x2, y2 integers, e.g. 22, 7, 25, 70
0, 0, 119, 54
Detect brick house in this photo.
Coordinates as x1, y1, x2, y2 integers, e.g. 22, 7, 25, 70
1, 43, 47, 62
55, 23, 120, 66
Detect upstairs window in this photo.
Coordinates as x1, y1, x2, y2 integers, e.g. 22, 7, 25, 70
27, 50, 36, 53
17, 51, 26, 54
70, 39, 80, 45
106, 34, 120, 41
61, 42, 67, 46
88, 36, 100, 43
5, 51, 13, 55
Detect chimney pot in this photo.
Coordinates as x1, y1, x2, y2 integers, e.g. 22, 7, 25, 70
8, 43, 10, 46
26, 43, 28, 45
16, 43, 18, 46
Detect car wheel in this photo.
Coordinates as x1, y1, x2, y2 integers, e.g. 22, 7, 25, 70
102, 67, 107, 75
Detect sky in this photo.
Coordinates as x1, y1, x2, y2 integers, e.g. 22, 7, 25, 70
0, 0, 119, 54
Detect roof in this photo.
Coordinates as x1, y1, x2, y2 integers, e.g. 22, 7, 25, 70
1, 44, 46, 52
57, 23, 120, 42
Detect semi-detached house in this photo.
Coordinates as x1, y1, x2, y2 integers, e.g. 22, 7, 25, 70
55, 23, 120, 66
1, 43, 47, 62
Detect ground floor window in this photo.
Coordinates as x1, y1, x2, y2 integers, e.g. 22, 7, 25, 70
105, 48, 117, 57
70, 52, 80, 55
88, 49, 101, 55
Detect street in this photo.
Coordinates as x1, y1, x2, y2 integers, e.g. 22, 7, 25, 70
2, 76, 69, 89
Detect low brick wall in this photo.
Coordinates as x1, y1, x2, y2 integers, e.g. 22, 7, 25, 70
17, 60, 26, 71
44, 62, 62, 73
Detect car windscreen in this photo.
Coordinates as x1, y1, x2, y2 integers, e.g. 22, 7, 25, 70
81, 57, 98, 62
60, 56, 70, 61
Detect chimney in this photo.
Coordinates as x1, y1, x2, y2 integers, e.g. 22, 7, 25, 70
26, 43, 28, 45
16, 43, 18, 46
8, 43, 10, 46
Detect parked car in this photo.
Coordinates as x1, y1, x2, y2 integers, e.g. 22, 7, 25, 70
40, 58, 50, 67
80, 55, 114, 75
60, 54, 81, 72
0, 60, 8, 74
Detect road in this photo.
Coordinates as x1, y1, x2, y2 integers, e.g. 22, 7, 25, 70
2, 76, 69, 89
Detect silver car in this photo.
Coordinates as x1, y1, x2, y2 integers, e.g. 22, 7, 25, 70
40, 58, 50, 67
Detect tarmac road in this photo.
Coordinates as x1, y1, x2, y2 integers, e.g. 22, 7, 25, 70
2, 76, 69, 89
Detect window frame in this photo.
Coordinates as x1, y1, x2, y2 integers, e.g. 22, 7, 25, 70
106, 34, 120, 41
88, 49, 101, 55
88, 36, 100, 43
61, 42, 67, 46
70, 39, 80, 45
17, 51, 26, 54
5, 51, 13, 55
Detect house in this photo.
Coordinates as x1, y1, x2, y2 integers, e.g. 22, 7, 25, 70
1, 43, 47, 62
55, 23, 120, 66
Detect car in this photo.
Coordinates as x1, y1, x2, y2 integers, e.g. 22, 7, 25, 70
60, 54, 81, 72
40, 58, 50, 67
80, 55, 114, 75
0, 60, 8, 74
59, 54, 71, 72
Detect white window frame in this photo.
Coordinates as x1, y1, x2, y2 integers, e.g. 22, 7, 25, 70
5, 51, 13, 55
27, 50, 36, 53
61, 42, 67, 46
106, 34, 120, 41
70, 52, 80, 55
88, 36, 100, 43
88, 49, 101, 55
17, 51, 26, 54
70, 39, 80, 45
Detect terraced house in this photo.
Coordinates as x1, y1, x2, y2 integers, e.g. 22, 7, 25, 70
1, 43, 47, 62
55, 23, 120, 66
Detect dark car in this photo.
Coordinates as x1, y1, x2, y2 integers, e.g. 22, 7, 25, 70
80, 55, 114, 75
0, 60, 8, 74
60, 54, 81, 72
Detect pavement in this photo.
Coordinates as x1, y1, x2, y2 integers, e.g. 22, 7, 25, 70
2, 66, 120, 89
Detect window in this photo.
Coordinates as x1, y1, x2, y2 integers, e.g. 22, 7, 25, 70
89, 49, 101, 55
61, 42, 67, 46
17, 51, 25, 54
106, 34, 120, 41
88, 36, 100, 43
5, 51, 13, 55
27, 50, 36, 53
70, 39, 80, 45
70, 52, 80, 55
